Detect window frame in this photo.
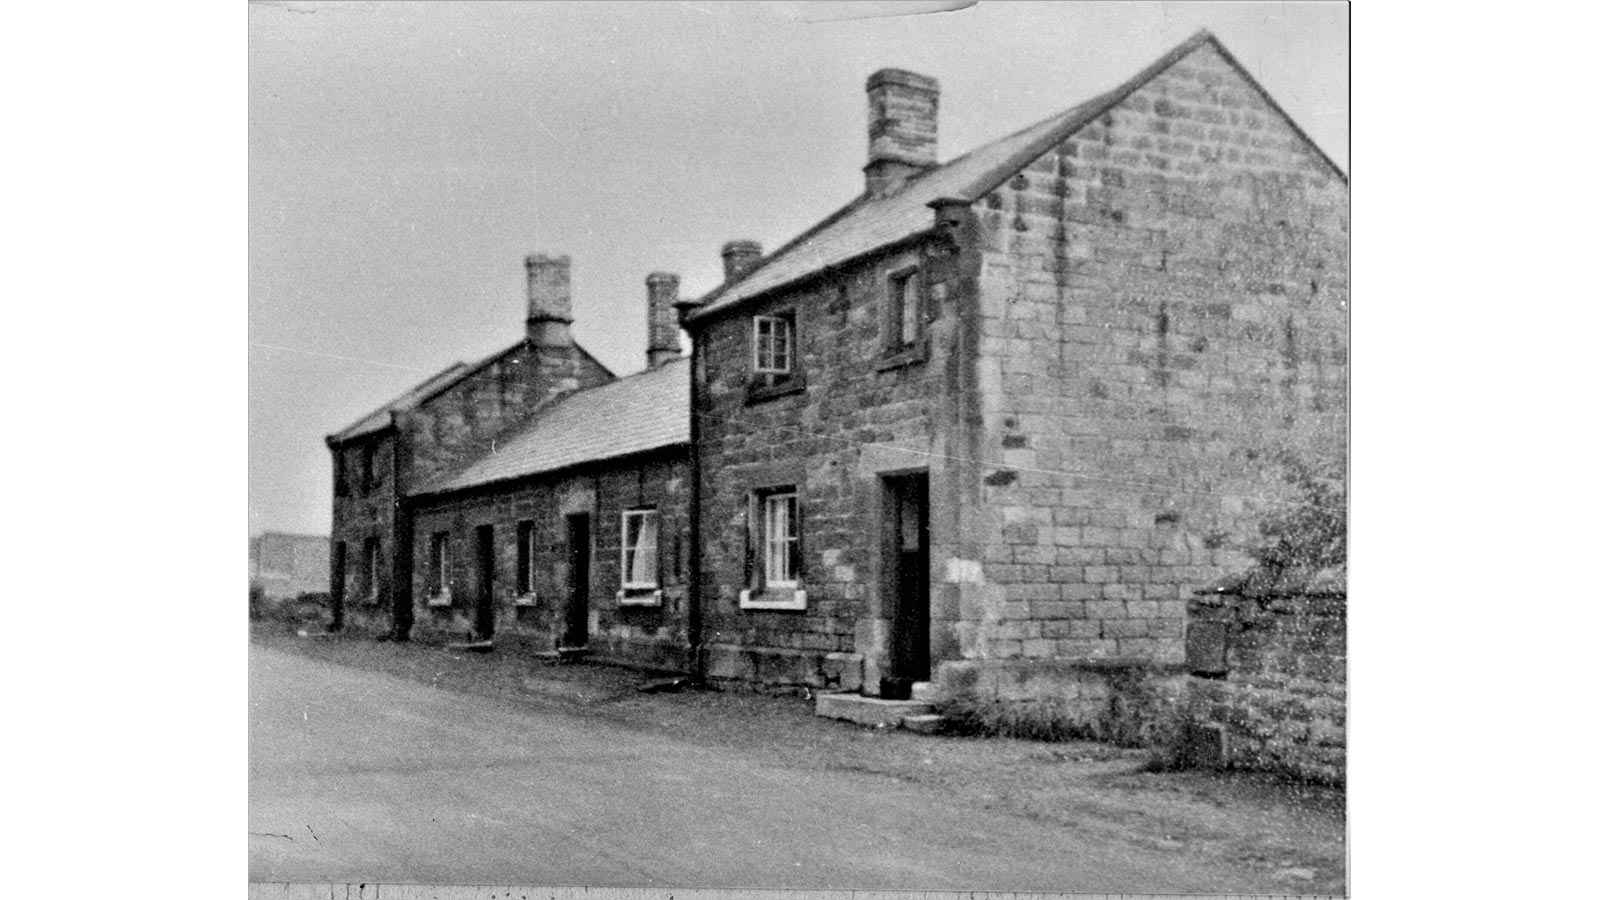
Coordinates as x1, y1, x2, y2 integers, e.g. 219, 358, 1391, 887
619, 508, 661, 596
427, 531, 452, 606
360, 441, 377, 492
751, 314, 793, 375
739, 487, 806, 611
363, 536, 381, 604
334, 449, 350, 497
514, 520, 536, 604
746, 309, 806, 403
762, 492, 799, 589
883, 265, 930, 364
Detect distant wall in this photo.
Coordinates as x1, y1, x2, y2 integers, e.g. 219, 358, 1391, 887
1180, 570, 1346, 784
250, 533, 331, 600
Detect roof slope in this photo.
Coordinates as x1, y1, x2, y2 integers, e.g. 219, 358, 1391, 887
417, 357, 690, 496
329, 362, 474, 443
327, 340, 616, 444
689, 30, 1341, 320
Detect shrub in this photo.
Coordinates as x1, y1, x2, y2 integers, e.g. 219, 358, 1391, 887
1251, 455, 1346, 573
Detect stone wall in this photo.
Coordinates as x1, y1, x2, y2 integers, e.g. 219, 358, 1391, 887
329, 431, 398, 634
691, 234, 984, 693
406, 449, 692, 670
402, 341, 611, 493
250, 533, 331, 601
963, 40, 1348, 675
328, 339, 612, 636
1180, 568, 1346, 784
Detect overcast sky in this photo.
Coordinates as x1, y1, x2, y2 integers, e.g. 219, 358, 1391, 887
248, 0, 1349, 537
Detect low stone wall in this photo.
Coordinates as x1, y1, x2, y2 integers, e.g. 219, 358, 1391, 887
1179, 568, 1346, 784
934, 658, 1187, 746
704, 644, 864, 692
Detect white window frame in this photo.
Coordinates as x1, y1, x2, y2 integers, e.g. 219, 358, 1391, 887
740, 489, 806, 611
752, 315, 793, 374
619, 509, 660, 591
427, 533, 452, 606
763, 492, 798, 588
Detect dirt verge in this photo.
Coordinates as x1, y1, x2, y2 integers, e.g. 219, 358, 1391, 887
250, 623, 1346, 894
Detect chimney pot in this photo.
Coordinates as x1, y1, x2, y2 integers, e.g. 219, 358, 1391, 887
721, 240, 763, 284
865, 68, 939, 199
645, 272, 682, 368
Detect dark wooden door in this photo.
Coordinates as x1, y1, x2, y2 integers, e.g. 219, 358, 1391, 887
564, 514, 591, 648
474, 524, 495, 639
330, 540, 346, 631
882, 473, 930, 699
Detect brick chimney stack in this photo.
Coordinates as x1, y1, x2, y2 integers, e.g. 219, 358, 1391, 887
864, 69, 939, 199
721, 240, 763, 284
525, 254, 573, 348
645, 272, 681, 368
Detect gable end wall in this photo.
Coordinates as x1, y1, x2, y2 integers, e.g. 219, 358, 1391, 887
966, 42, 1349, 668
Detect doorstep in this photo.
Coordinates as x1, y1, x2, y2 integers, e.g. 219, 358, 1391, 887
814, 692, 936, 728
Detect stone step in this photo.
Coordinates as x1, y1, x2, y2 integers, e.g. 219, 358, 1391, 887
910, 680, 945, 703
901, 714, 947, 735
814, 692, 934, 728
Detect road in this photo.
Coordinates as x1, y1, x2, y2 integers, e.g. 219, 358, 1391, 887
250, 645, 1259, 891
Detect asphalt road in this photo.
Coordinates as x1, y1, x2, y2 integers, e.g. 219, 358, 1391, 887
249, 645, 1255, 891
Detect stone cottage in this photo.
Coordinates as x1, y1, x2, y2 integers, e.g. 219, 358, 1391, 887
403, 343, 691, 666
325, 255, 687, 647
675, 29, 1347, 724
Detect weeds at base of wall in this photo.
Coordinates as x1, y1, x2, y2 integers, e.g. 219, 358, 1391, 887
938, 678, 1183, 749
1143, 740, 1345, 788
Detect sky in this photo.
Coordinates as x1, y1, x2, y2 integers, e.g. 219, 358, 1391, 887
248, 0, 1349, 538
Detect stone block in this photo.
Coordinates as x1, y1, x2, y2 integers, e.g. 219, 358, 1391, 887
814, 693, 934, 727
822, 652, 864, 692
901, 714, 947, 735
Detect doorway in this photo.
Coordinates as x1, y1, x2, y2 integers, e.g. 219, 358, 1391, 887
330, 540, 346, 631
881, 472, 930, 699
564, 513, 591, 648
474, 525, 495, 640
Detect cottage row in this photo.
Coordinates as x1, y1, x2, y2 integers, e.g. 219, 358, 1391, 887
325, 31, 1348, 715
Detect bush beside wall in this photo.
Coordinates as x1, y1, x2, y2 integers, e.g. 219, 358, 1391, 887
1175, 566, 1346, 784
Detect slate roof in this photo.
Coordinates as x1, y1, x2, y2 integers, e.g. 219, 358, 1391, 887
327, 341, 615, 444
687, 30, 1342, 321
328, 362, 475, 443
416, 357, 690, 496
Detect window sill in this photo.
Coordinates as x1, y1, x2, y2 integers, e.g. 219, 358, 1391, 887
514, 592, 537, 607
739, 587, 807, 611
617, 588, 663, 607
744, 372, 806, 405
426, 593, 452, 608
877, 339, 930, 373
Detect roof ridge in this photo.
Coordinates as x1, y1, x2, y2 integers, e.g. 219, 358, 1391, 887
329, 334, 621, 443
327, 361, 470, 443
958, 28, 1220, 201
682, 28, 1344, 322
414, 357, 691, 496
